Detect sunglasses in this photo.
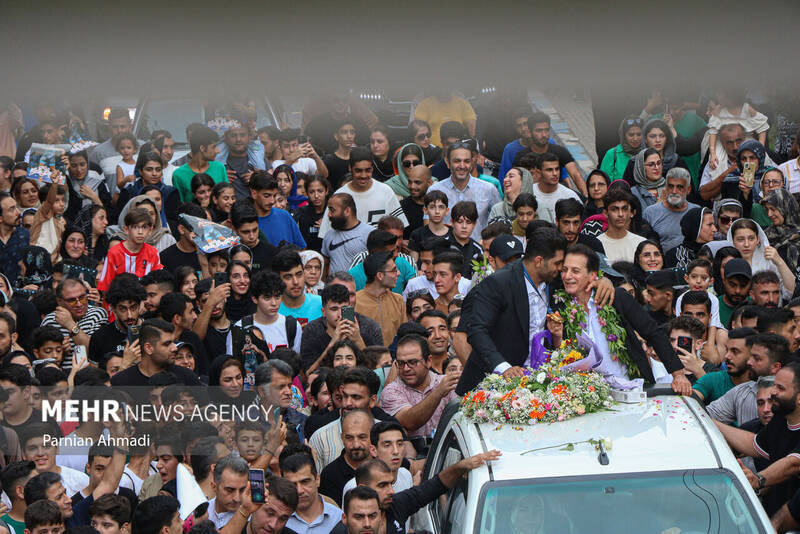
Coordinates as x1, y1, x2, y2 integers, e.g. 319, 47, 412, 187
415, 132, 431, 141
402, 160, 423, 169
625, 119, 643, 126
718, 215, 740, 225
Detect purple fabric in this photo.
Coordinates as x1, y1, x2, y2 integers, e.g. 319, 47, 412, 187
528, 331, 552, 369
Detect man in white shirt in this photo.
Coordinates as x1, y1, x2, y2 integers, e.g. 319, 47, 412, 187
597, 187, 646, 264
271, 128, 329, 179
319, 148, 407, 239
531, 153, 581, 223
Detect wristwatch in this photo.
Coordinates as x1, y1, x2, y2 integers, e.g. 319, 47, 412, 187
69, 324, 81, 336
756, 473, 766, 495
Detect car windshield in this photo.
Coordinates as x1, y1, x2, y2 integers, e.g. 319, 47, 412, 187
135, 97, 274, 145
475, 470, 764, 534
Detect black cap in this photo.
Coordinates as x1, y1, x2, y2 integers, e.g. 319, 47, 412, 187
175, 341, 195, 354
645, 269, 676, 289
489, 234, 524, 261
724, 258, 752, 280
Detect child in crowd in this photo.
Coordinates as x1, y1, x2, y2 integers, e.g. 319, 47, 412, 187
234, 421, 266, 466
450, 201, 482, 279
706, 88, 768, 170
97, 207, 163, 292
30, 183, 67, 263
675, 258, 727, 353
512, 193, 537, 238
115, 132, 139, 190
408, 190, 451, 262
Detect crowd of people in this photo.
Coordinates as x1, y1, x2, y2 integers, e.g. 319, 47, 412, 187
0, 86, 799, 532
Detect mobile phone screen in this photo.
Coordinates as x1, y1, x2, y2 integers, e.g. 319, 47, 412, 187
127, 325, 141, 345
74, 346, 88, 366
341, 306, 355, 323
249, 469, 266, 503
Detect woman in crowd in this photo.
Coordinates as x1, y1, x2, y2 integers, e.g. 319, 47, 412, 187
323, 339, 364, 369
409, 119, 442, 165
59, 227, 89, 263
210, 182, 236, 223
225, 260, 255, 322
13, 177, 40, 209
728, 140, 772, 227
273, 164, 307, 212
406, 290, 435, 322
293, 175, 329, 253
208, 356, 257, 409
190, 173, 215, 220
84, 205, 109, 261
761, 188, 800, 280
228, 244, 253, 267
176, 265, 199, 301
64, 149, 109, 220
369, 125, 394, 182
489, 166, 534, 221
633, 239, 664, 279
728, 218, 796, 299
386, 143, 426, 197
584, 170, 610, 217
600, 116, 643, 182
623, 118, 689, 185
299, 250, 325, 294
630, 148, 665, 209
307, 371, 332, 414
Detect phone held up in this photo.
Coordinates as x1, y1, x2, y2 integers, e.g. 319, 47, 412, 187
249, 469, 266, 503
677, 336, 693, 353
341, 305, 355, 323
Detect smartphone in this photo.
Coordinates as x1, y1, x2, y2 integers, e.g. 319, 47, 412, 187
248, 469, 266, 503
74, 345, 88, 366
127, 324, 141, 345
341, 305, 355, 323
297, 135, 310, 145
273, 406, 281, 422
213, 272, 229, 286
677, 336, 693, 353
743, 161, 756, 187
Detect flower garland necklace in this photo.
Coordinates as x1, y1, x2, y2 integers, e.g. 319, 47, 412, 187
553, 289, 640, 379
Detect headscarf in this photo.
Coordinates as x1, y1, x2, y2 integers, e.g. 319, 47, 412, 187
619, 115, 644, 156
299, 250, 326, 294
386, 143, 427, 197
632, 149, 666, 190
679, 207, 711, 255
0, 274, 14, 298
111, 194, 172, 246
762, 189, 800, 251
59, 226, 88, 262
643, 118, 679, 173
19, 246, 52, 287
726, 219, 788, 298
494, 167, 534, 219
274, 164, 307, 211
208, 354, 257, 406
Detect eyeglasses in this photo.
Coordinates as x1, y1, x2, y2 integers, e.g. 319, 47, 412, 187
644, 161, 663, 168
449, 138, 477, 152
402, 160, 423, 169
396, 358, 424, 369
382, 267, 399, 274
718, 215, 740, 225
62, 294, 88, 305
762, 179, 783, 187
415, 132, 431, 141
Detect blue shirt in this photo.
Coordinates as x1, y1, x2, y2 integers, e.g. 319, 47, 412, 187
349, 256, 416, 294
0, 226, 29, 285
258, 208, 307, 248
499, 139, 526, 181
279, 293, 322, 328
286, 495, 342, 534
427, 176, 501, 241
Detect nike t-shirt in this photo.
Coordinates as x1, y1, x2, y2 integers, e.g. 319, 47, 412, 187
321, 221, 374, 273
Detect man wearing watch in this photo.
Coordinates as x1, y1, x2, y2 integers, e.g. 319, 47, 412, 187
40, 278, 107, 373
715, 361, 800, 517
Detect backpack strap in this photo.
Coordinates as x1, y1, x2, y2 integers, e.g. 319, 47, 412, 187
231, 315, 255, 359
285, 315, 298, 348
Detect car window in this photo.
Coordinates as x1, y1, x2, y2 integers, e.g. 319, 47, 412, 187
431, 430, 464, 530
476, 470, 763, 534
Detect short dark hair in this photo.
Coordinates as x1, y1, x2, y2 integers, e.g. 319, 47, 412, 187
432, 252, 463, 276
280, 452, 317, 477
751, 270, 781, 286
418, 309, 448, 326
669, 316, 705, 340
341, 366, 380, 396
34, 366, 67, 388
757, 308, 795, 334
321, 283, 350, 306
230, 201, 259, 229
24, 499, 62, 531
450, 201, 478, 223
250, 270, 285, 299
140, 269, 175, 292
139, 319, 175, 349
31, 325, 63, 351
157, 292, 192, 323
423, 190, 448, 208
189, 436, 227, 482
0, 364, 31, 388
355, 458, 392, 485
439, 121, 468, 143
536, 152, 559, 169
272, 249, 303, 275
278, 128, 300, 143
366, 230, 399, 254
565, 244, 598, 273
267, 475, 299, 512
24, 471, 61, 505
396, 334, 430, 359
512, 193, 537, 212
89, 494, 131, 526
124, 207, 153, 228
527, 112, 551, 131
105, 274, 146, 306
330, 193, 356, 216
524, 227, 567, 261
377, 216, 404, 233
364, 251, 394, 284
370, 420, 407, 446
177, 202, 207, 232
343, 486, 380, 515
189, 126, 219, 154
0, 461, 36, 503
349, 147, 373, 167
686, 258, 713, 276
682, 290, 712, 313
746, 333, 790, 365
249, 170, 279, 192
131, 496, 180, 534
555, 198, 583, 221
602, 188, 635, 210
728, 327, 758, 340
481, 220, 513, 240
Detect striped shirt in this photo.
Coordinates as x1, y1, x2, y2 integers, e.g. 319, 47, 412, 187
97, 242, 163, 292
41, 305, 108, 372
706, 380, 758, 426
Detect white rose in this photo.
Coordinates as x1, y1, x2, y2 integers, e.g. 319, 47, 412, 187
536, 372, 546, 384
602, 437, 613, 450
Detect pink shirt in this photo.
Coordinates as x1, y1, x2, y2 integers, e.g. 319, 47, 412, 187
380, 371, 457, 439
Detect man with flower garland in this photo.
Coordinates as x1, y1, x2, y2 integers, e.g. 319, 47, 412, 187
554, 244, 691, 394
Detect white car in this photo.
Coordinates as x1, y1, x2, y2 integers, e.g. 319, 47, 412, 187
413, 390, 773, 533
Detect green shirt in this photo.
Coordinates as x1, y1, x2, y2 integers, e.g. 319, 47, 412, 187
171, 161, 228, 202
692, 370, 734, 403
718, 294, 735, 328
2, 513, 25, 534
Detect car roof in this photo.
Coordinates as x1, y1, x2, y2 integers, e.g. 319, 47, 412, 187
456, 395, 725, 480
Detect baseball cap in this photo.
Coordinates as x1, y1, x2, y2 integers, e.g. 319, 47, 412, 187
724, 258, 752, 280
489, 234, 524, 261
175, 341, 195, 354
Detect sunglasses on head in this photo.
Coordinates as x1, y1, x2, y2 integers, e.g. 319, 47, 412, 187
449, 138, 477, 152
625, 118, 643, 127
402, 160, 423, 169
407, 289, 431, 300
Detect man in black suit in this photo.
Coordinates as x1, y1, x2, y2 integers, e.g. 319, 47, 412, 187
558, 244, 691, 394
456, 227, 568, 395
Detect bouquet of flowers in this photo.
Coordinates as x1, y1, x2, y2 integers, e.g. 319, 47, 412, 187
461, 340, 613, 425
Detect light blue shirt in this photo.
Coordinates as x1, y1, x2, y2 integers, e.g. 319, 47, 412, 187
427, 176, 501, 240
286, 496, 342, 534
279, 293, 323, 327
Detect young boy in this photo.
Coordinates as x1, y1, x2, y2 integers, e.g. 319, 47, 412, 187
225, 270, 303, 387
449, 201, 483, 279
675, 258, 726, 351
97, 207, 163, 292
408, 190, 451, 262
512, 193, 537, 238
230, 201, 278, 273
89, 494, 131, 534
24, 500, 64, 534
234, 421, 265, 466
31, 326, 64, 368
30, 183, 67, 263
679, 290, 723, 366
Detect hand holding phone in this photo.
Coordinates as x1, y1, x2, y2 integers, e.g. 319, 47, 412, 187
248, 469, 266, 504
677, 336, 693, 353
743, 162, 756, 187
341, 306, 355, 323
127, 324, 141, 345
74, 345, 88, 367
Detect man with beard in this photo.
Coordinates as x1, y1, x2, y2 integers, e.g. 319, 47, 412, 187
693, 328, 757, 403
554, 199, 605, 254
88, 274, 146, 367
751, 271, 782, 308
709, 333, 789, 426
216, 119, 264, 201
322, 193, 374, 274
757, 308, 800, 353
719, 259, 753, 328
716, 361, 800, 517
644, 168, 699, 253
319, 410, 373, 507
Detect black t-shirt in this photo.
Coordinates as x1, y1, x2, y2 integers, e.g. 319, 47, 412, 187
322, 154, 351, 191
293, 205, 324, 252
422, 145, 443, 165
648, 308, 674, 324
319, 453, 356, 506
408, 225, 452, 253
110, 363, 201, 404
305, 113, 370, 156
205, 324, 232, 362
754, 414, 800, 515
451, 238, 483, 279
513, 143, 575, 169
251, 239, 278, 272
4, 410, 61, 438
400, 197, 425, 239
88, 321, 128, 365
179, 329, 209, 378
160, 244, 201, 275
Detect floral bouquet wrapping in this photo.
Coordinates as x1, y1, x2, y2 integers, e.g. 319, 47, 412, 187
207, 117, 242, 135
461, 341, 613, 425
